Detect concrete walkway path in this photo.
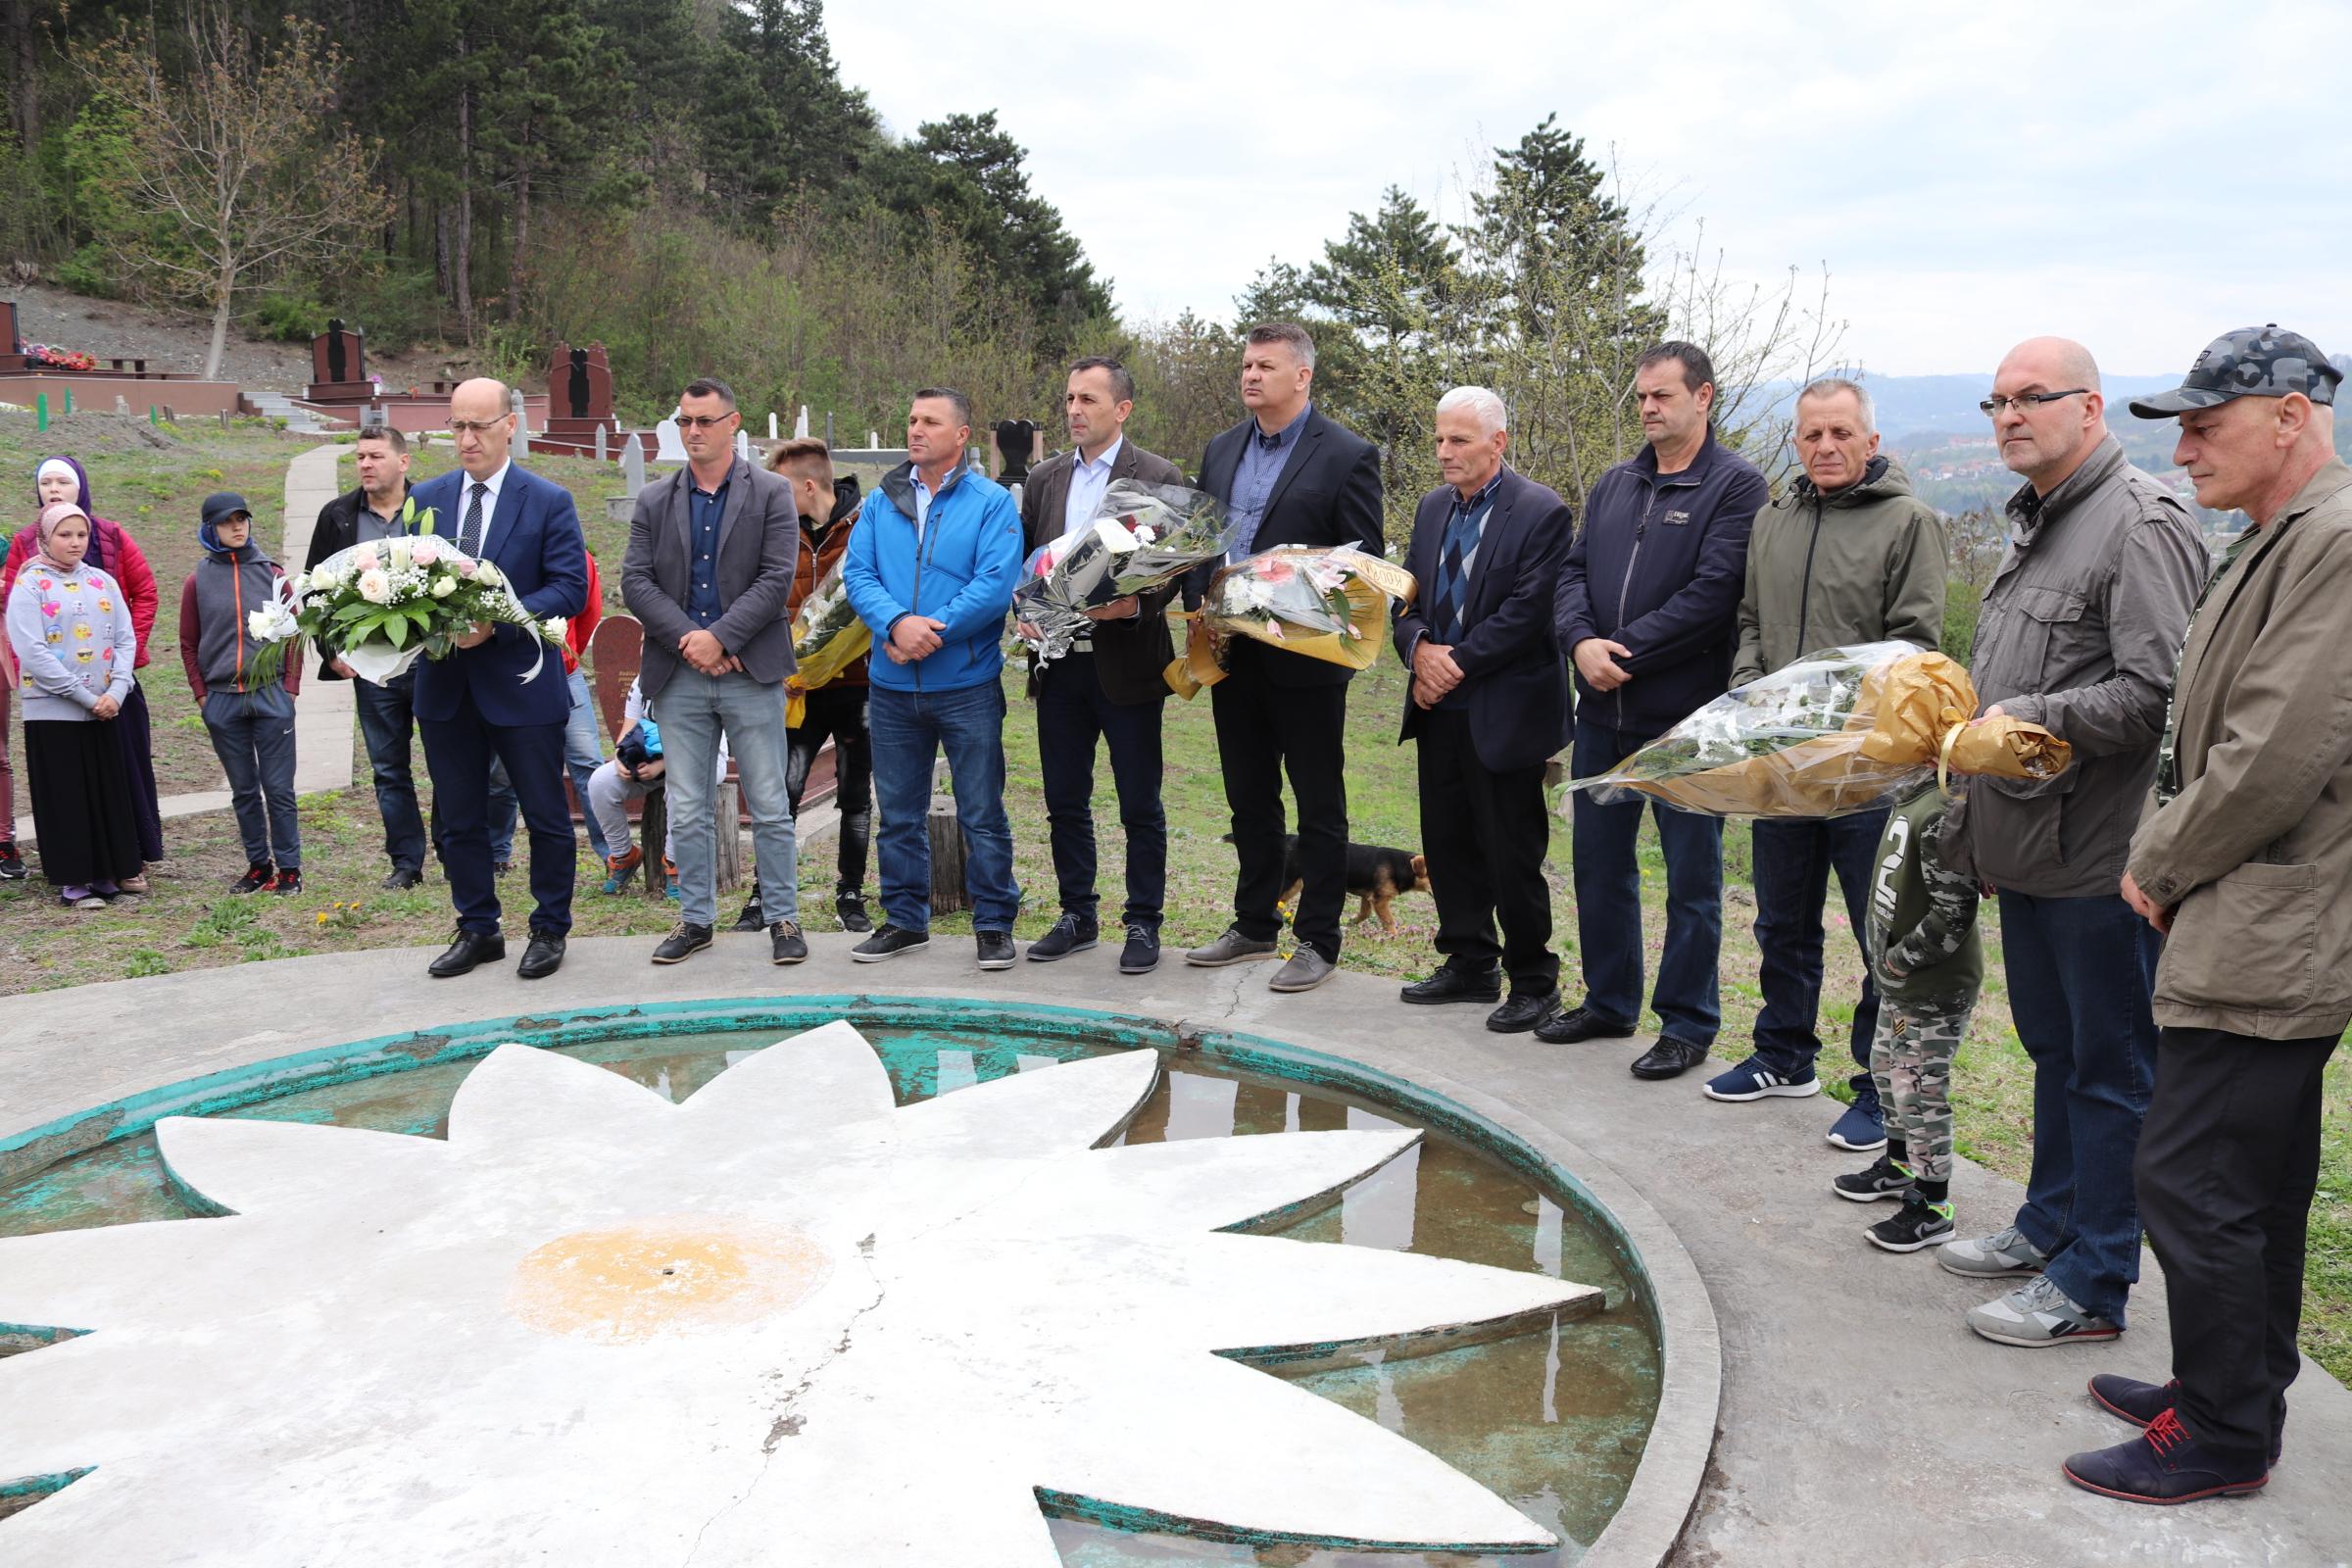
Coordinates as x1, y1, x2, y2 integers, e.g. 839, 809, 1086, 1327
4, 939, 2345, 1565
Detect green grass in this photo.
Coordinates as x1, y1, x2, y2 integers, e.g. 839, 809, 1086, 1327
1, 425, 2345, 1382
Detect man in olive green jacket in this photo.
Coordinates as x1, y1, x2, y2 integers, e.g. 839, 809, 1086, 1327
1707, 378, 1946, 1152
2063, 326, 2349, 1507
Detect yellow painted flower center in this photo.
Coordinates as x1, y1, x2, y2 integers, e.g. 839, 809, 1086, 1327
508, 1217, 830, 1343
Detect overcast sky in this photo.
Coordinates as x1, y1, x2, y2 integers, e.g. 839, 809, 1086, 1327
828, 0, 2349, 378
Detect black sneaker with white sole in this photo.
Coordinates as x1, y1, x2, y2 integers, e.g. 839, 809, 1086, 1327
1866, 1198, 1955, 1252
1833, 1152, 1915, 1202
851, 924, 930, 961
976, 931, 1017, 969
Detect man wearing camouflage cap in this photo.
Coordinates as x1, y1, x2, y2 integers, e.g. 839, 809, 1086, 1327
2063, 326, 2350, 1505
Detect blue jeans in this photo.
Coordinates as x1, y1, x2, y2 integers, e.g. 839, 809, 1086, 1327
1999, 891, 2160, 1323
654, 670, 799, 928
1749, 811, 1886, 1105
485, 669, 605, 863
868, 679, 1019, 932
1571, 719, 1722, 1044
353, 671, 427, 873
203, 686, 301, 869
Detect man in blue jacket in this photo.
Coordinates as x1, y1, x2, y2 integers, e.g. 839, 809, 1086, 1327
841, 387, 1025, 968
1546, 342, 1768, 1077
410, 377, 590, 981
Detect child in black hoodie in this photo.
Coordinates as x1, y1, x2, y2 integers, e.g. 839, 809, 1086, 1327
178, 492, 303, 894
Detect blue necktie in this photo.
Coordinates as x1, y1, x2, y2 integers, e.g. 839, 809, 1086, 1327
459, 481, 487, 558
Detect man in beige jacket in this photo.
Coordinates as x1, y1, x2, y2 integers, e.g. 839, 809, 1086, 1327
2063, 326, 2350, 1506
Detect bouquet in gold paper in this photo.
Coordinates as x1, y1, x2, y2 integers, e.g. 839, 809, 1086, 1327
1566, 642, 2072, 817
784, 552, 870, 727
1195, 545, 1417, 675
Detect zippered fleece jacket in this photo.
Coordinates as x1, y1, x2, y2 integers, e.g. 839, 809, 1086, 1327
179, 539, 300, 702
1868, 785, 1984, 1004
1733, 454, 1946, 686
1556, 427, 1769, 738
843, 463, 1023, 695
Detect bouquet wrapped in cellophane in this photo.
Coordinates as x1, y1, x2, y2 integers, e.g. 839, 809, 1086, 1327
785, 551, 870, 727
1565, 643, 2073, 817
247, 521, 566, 689
1188, 544, 1418, 684
1013, 480, 1238, 666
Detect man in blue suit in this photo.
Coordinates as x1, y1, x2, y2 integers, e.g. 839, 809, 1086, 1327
1394, 386, 1573, 1034
410, 377, 590, 979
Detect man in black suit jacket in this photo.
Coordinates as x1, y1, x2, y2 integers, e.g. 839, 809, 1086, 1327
1018, 357, 1186, 976
1183, 321, 1383, 993
1393, 387, 1572, 1032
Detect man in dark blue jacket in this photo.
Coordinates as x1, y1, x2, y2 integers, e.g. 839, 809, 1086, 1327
1395, 387, 1572, 1032
1545, 342, 1768, 1077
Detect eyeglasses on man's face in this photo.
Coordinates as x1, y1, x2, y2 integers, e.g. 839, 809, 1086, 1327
448, 417, 511, 435
1980, 389, 2089, 416
675, 412, 739, 430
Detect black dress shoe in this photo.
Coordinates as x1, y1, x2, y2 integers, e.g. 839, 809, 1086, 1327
652, 923, 713, 964
1631, 1037, 1709, 1080
1399, 966, 1502, 1005
1534, 1004, 1638, 1044
428, 929, 506, 978
1487, 990, 1560, 1034
382, 866, 423, 891
729, 899, 765, 934
517, 929, 566, 980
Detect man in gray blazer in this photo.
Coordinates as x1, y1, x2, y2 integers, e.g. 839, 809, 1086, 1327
620, 376, 803, 966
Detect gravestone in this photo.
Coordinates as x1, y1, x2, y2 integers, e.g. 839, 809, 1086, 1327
115, 394, 129, 416
595, 424, 609, 463
734, 429, 750, 462
306, 318, 372, 405
994, 419, 1040, 483
544, 343, 614, 428
511, 386, 530, 459
655, 416, 686, 463
0, 299, 26, 371
767, 413, 778, 440
622, 440, 647, 495
795, 405, 810, 439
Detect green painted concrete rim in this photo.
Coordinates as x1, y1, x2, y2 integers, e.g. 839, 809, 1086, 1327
2, 993, 1710, 1566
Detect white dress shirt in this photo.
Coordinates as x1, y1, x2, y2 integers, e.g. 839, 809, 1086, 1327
455, 458, 513, 556
1060, 436, 1124, 537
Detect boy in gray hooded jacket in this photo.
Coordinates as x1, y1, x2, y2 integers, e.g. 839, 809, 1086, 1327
177, 492, 303, 894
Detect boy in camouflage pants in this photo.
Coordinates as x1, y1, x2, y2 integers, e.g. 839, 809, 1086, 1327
1833, 781, 1983, 1251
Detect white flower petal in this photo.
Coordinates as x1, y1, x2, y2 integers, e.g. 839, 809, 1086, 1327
691, 1436, 1066, 1566
1045, 1352, 1555, 1551
953, 1128, 1421, 1240
444, 1043, 671, 1151
0, 1336, 120, 1478
678, 1019, 896, 1136
0, 1216, 259, 1334
154, 1116, 449, 1215
887, 1049, 1156, 1158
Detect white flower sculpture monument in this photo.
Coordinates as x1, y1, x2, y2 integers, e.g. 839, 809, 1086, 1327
0, 1022, 1602, 1564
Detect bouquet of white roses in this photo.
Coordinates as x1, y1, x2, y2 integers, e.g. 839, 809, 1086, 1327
1013, 480, 1238, 665
247, 510, 565, 688
785, 551, 870, 727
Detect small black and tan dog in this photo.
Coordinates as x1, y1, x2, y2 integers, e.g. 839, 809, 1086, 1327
1226, 832, 1431, 934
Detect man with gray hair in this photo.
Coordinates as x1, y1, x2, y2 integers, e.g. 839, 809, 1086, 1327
1710, 377, 1945, 1141
1393, 387, 1572, 1030
1936, 337, 2204, 1350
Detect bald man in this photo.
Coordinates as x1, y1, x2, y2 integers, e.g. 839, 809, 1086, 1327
408, 378, 590, 981
1939, 337, 2206, 1349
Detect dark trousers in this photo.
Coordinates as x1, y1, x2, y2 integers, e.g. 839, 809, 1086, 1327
201, 686, 300, 869
787, 682, 872, 896
354, 671, 428, 874
2137, 1026, 2336, 1460
420, 686, 573, 937
1417, 706, 1555, 992
1998, 891, 2160, 1322
1210, 670, 1348, 961
1571, 718, 1723, 1044
1036, 655, 1166, 927
1750, 811, 1886, 1103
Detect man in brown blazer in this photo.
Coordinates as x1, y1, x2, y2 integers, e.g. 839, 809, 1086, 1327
1017, 356, 1185, 975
